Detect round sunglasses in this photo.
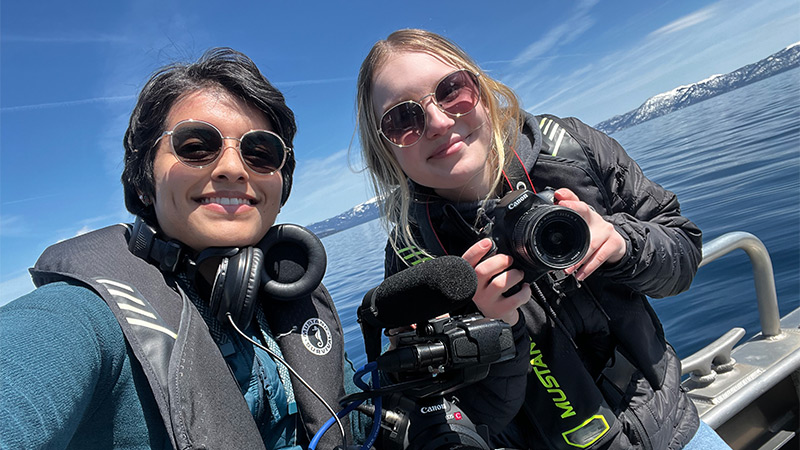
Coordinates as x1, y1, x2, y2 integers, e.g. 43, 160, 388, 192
378, 69, 482, 148
154, 119, 291, 175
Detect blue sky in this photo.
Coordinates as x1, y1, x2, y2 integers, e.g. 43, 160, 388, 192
2, 0, 798, 304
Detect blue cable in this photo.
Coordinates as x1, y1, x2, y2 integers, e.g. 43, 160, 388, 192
354, 362, 378, 391
308, 362, 380, 450
308, 399, 363, 449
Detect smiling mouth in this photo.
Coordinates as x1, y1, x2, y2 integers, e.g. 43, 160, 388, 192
430, 139, 464, 160
200, 197, 256, 206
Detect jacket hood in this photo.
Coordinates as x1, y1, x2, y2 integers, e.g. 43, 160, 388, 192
516, 110, 544, 170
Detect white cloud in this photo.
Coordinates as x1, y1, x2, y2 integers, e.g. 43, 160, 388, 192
507, 0, 800, 125
2, 34, 132, 44
1, 193, 65, 206
275, 77, 355, 88
503, 0, 599, 99
75, 226, 93, 237
0, 95, 135, 113
650, 7, 716, 37
0, 272, 35, 307
511, 12, 597, 69
0, 215, 25, 237
52, 212, 132, 244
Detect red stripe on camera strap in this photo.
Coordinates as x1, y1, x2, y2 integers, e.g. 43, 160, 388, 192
425, 200, 449, 256
501, 147, 536, 194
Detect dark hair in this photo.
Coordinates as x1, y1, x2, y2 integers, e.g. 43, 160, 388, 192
122, 47, 297, 226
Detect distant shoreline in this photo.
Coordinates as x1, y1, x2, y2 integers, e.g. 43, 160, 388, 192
595, 42, 799, 134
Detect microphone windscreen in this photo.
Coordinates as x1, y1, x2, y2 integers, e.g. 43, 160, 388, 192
363, 255, 477, 328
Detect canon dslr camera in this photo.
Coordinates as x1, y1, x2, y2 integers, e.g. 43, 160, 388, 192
489, 189, 590, 283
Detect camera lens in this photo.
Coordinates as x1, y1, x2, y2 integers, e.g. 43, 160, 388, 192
540, 218, 576, 258
533, 208, 589, 267
514, 206, 589, 269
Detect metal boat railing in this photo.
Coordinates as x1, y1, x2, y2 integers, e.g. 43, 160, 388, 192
681, 231, 781, 380
680, 232, 799, 449
697, 231, 780, 337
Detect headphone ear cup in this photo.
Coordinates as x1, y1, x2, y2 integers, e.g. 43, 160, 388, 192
209, 247, 263, 329
209, 255, 231, 323
259, 224, 326, 301
240, 247, 264, 325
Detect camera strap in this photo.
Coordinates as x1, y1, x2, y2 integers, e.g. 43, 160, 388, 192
501, 146, 535, 193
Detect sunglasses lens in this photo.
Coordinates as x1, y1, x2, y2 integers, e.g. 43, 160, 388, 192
435, 70, 480, 115
380, 101, 426, 147
378, 70, 480, 148
171, 122, 223, 166
241, 131, 287, 174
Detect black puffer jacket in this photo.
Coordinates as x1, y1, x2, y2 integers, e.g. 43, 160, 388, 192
385, 111, 703, 450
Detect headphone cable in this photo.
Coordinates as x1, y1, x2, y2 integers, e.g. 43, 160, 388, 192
226, 313, 348, 449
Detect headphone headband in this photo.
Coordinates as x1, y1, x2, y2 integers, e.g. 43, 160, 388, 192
128, 217, 185, 272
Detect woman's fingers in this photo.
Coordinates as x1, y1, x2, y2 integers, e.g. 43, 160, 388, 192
554, 188, 627, 280
461, 239, 527, 325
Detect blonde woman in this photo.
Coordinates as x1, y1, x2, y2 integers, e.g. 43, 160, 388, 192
357, 29, 729, 450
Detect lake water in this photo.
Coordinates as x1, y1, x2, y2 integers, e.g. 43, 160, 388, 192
320, 68, 800, 368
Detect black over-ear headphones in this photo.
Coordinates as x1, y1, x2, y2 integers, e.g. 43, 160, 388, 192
128, 217, 327, 329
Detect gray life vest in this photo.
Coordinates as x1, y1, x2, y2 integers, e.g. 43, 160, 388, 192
30, 224, 349, 450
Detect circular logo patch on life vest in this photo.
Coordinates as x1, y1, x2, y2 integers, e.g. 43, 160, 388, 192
301, 318, 332, 356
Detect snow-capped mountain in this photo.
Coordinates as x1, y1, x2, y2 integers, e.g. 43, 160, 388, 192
306, 196, 380, 238
595, 42, 800, 134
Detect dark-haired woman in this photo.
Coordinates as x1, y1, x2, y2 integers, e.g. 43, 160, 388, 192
0, 48, 356, 450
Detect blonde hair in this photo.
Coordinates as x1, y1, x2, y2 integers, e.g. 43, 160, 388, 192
356, 29, 522, 262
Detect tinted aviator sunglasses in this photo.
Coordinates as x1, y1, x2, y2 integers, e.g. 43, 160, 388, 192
378, 69, 481, 147
154, 119, 291, 175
